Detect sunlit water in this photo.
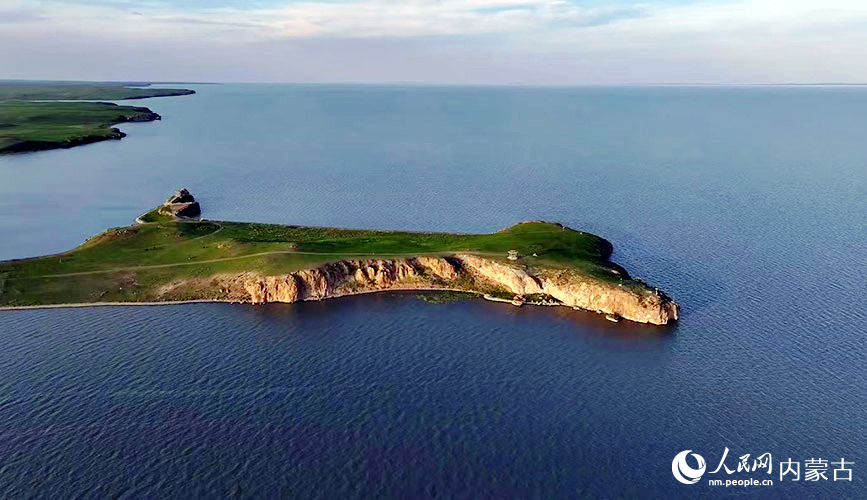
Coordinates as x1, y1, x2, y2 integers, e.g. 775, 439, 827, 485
0, 85, 864, 497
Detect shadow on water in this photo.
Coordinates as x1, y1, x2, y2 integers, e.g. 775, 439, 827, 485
243, 290, 676, 345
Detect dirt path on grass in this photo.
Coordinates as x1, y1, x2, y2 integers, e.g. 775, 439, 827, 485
7, 249, 507, 280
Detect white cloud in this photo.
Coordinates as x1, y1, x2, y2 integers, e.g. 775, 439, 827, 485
6, 0, 867, 42
2, 0, 867, 83
0, 0, 646, 40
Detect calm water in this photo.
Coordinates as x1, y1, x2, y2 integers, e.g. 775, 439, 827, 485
0, 85, 865, 498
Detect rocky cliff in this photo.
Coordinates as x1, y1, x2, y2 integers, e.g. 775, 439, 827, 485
120, 107, 161, 122
158, 188, 201, 218
163, 254, 678, 325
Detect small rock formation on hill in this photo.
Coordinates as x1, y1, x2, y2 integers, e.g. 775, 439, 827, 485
159, 188, 201, 218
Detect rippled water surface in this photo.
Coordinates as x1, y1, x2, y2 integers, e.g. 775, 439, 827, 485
0, 85, 865, 497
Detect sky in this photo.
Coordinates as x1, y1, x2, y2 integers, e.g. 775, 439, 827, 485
2, 0, 867, 84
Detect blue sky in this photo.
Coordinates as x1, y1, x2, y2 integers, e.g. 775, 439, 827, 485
2, 0, 866, 83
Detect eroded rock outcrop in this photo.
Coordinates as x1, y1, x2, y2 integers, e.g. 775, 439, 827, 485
159, 188, 201, 218
164, 254, 678, 325
121, 107, 162, 122
457, 254, 677, 325
241, 257, 462, 304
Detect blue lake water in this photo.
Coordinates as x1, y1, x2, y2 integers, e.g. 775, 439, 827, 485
0, 85, 865, 497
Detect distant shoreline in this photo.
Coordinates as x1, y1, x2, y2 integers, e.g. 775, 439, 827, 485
0, 84, 195, 154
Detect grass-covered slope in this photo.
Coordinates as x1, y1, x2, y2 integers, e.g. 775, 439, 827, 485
0, 102, 158, 153
0, 220, 631, 307
0, 82, 195, 154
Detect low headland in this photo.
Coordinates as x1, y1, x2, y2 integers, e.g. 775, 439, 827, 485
0, 190, 679, 325
0, 82, 195, 154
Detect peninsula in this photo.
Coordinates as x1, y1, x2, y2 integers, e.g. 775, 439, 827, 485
0, 82, 195, 154
0, 191, 679, 325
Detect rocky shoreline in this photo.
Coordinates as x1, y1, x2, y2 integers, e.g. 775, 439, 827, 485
0, 253, 679, 325
158, 254, 678, 325
0, 189, 679, 325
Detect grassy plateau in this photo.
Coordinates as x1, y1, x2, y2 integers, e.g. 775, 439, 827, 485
0, 220, 640, 307
0, 82, 195, 153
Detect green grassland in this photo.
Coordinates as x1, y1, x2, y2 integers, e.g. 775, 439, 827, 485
0, 82, 195, 153
0, 101, 159, 152
0, 83, 194, 101
0, 220, 639, 307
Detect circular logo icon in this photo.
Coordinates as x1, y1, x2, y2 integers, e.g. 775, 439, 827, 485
672, 450, 706, 484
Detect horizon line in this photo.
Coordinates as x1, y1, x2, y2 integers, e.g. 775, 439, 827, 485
3, 79, 867, 88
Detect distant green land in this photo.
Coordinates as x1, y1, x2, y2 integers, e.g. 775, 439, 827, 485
0, 82, 194, 154
0, 82, 195, 101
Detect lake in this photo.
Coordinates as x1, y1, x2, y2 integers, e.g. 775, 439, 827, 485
0, 85, 864, 497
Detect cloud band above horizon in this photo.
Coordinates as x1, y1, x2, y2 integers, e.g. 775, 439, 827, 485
2, 0, 866, 84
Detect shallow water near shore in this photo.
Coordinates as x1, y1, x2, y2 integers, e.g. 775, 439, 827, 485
0, 85, 865, 497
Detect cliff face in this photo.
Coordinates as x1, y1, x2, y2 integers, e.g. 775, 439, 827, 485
120, 107, 161, 122
459, 255, 678, 325
179, 254, 677, 325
